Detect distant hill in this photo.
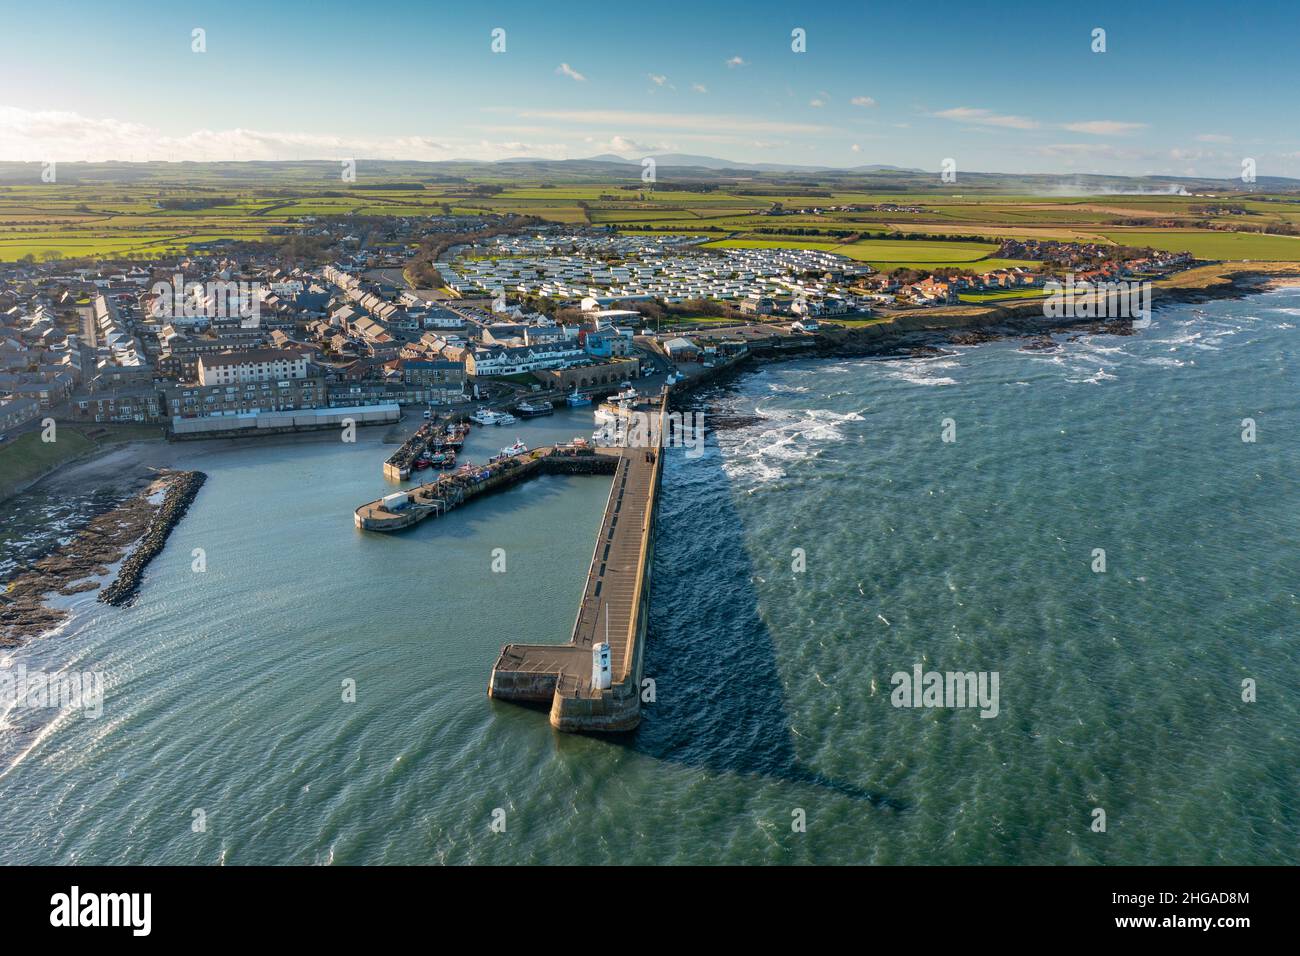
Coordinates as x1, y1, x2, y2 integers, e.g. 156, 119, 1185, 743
577, 152, 922, 174
848, 164, 924, 173
579, 154, 638, 165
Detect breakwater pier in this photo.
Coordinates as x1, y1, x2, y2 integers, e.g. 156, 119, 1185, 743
355, 441, 619, 531
488, 431, 662, 732
354, 397, 666, 733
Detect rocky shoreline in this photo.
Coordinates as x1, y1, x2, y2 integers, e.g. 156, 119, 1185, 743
99, 471, 206, 607
0, 469, 205, 645
665, 264, 1299, 424
807, 264, 1300, 361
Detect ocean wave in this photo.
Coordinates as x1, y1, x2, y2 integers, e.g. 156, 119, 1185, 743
876, 356, 961, 387
766, 383, 811, 394
717, 407, 862, 485
1066, 368, 1119, 384
1143, 355, 1190, 368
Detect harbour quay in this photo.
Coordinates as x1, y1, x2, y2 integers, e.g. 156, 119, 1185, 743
354, 441, 618, 531
353, 397, 666, 733
488, 433, 662, 732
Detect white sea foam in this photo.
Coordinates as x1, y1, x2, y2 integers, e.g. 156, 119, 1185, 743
766, 383, 811, 394
1066, 368, 1119, 385
876, 356, 961, 387
717, 406, 862, 485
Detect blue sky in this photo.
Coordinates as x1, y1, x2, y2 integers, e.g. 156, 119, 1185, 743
2, 0, 1298, 177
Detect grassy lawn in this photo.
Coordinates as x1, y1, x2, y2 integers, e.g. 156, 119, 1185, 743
0, 424, 166, 499
493, 372, 543, 386
958, 289, 1050, 303
1154, 260, 1300, 290
828, 317, 893, 327
0, 429, 96, 498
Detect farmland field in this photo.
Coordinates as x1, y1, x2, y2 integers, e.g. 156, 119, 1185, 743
3, 163, 1300, 265
1101, 230, 1300, 260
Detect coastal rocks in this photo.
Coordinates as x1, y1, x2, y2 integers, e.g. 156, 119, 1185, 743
0, 470, 205, 645
948, 329, 1003, 346
707, 413, 766, 432
99, 471, 206, 607
1018, 335, 1061, 352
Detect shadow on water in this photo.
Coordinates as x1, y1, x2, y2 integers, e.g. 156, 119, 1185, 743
626, 438, 907, 813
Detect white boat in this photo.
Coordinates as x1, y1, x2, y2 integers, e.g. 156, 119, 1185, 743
514, 399, 554, 418
593, 420, 629, 446
594, 389, 641, 425
500, 439, 529, 457
664, 371, 683, 385
565, 392, 592, 407
471, 408, 516, 426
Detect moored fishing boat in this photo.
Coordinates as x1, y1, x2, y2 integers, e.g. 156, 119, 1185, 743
515, 399, 554, 417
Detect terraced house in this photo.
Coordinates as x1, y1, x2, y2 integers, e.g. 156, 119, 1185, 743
464, 339, 585, 376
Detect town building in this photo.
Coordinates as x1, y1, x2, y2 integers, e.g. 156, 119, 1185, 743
197, 348, 311, 386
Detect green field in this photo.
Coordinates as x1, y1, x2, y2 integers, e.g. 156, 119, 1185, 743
0, 424, 166, 499
0, 430, 96, 499
1102, 230, 1300, 261
958, 289, 1051, 303
3, 162, 1299, 266
834, 239, 1001, 262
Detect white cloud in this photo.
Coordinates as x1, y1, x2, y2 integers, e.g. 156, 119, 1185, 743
851, 96, 877, 108
648, 74, 668, 86
555, 63, 587, 82
0, 104, 576, 162
1196, 133, 1232, 143
584, 134, 670, 156
691, 83, 708, 94
850, 143, 862, 153
1062, 120, 1147, 135
809, 98, 825, 108
933, 107, 1039, 130
726, 56, 747, 68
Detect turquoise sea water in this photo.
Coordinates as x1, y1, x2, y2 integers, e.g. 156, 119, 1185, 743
1, 291, 1295, 864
